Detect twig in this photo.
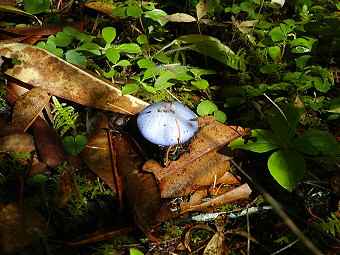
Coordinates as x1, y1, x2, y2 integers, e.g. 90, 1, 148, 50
270, 239, 299, 255
263, 93, 288, 122
230, 159, 324, 255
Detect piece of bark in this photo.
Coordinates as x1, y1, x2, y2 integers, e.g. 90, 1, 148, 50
0, 43, 148, 114
0, 133, 35, 153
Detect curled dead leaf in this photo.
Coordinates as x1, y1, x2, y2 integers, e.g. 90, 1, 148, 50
0, 133, 35, 153
0, 43, 148, 114
12, 87, 50, 132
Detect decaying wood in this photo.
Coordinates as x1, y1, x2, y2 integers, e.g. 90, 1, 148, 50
0, 43, 149, 114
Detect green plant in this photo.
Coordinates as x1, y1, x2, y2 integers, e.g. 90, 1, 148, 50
318, 213, 340, 237
62, 134, 88, 156
51, 96, 78, 136
229, 101, 339, 191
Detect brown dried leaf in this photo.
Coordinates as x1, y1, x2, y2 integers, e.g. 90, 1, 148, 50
0, 43, 148, 114
165, 13, 196, 23
203, 229, 228, 255
196, 0, 209, 20
0, 203, 46, 254
182, 183, 252, 213
12, 87, 50, 132
32, 117, 65, 168
0, 133, 35, 153
143, 121, 248, 198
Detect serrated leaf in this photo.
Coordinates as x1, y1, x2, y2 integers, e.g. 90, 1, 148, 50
102, 27, 116, 45
197, 100, 218, 116
165, 13, 196, 22
268, 150, 305, 191
229, 129, 279, 153
122, 83, 139, 95
116, 43, 141, 54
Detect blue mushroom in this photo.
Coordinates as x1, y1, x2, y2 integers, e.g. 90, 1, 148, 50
137, 102, 199, 146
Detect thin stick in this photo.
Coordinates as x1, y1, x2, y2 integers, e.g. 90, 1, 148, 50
263, 93, 288, 122
230, 159, 324, 255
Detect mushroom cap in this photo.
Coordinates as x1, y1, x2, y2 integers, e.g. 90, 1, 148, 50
137, 101, 198, 146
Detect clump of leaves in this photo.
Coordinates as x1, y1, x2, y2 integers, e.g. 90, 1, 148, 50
318, 213, 340, 237
229, 99, 339, 191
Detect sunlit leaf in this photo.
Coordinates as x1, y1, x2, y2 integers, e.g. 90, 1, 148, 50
197, 100, 218, 116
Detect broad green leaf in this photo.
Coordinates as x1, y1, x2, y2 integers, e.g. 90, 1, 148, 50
214, 110, 227, 123
268, 150, 305, 191
176, 35, 245, 70
137, 58, 155, 69
38, 41, 63, 58
143, 66, 160, 79
24, 0, 50, 14
295, 55, 311, 69
293, 130, 338, 156
229, 129, 279, 153
49, 32, 73, 47
290, 37, 316, 53
268, 46, 281, 61
105, 48, 120, 64
154, 52, 171, 64
116, 60, 131, 67
122, 83, 139, 95
76, 42, 101, 55
65, 50, 87, 66
116, 43, 141, 54
269, 26, 286, 42
103, 68, 116, 78
63, 27, 94, 42
127, 5, 142, 17
327, 98, 340, 114
142, 84, 157, 93
197, 100, 218, 116
154, 70, 176, 88
144, 9, 167, 26
137, 34, 148, 45
102, 27, 116, 45
191, 79, 209, 89
63, 134, 88, 156
130, 247, 144, 255
112, 6, 127, 17
189, 68, 216, 78
260, 64, 281, 74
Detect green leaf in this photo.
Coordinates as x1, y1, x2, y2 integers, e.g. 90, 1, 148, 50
295, 55, 311, 69
63, 135, 88, 156
103, 68, 116, 78
327, 98, 340, 114
268, 46, 281, 61
105, 48, 120, 64
189, 68, 216, 78
290, 37, 316, 53
65, 50, 87, 66
122, 83, 139, 95
191, 79, 209, 89
229, 129, 279, 153
115, 60, 131, 67
260, 64, 281, 74
76, 42, 101, 55
127, 5, 142, 17
268, 150, 305, 191
137, 34, 148, 45
154, 52, 171, 64
24, 0, 50, 14
293, 130, 338, 156
116, 43, 141, 54
49, 32, 73, 47
197, 100, 218, 116
143, 66, 160, 79
137, 58, 155, 69
214, 110, 227, 123
40, 41, 63, 58
102, 27, 116, 45
176, 35, 245, 70
129, 247, 144, 255
112, 6, 127, 17
154, 70, 176, 89
63, 27, 94, 42
144, 9, 168, 26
